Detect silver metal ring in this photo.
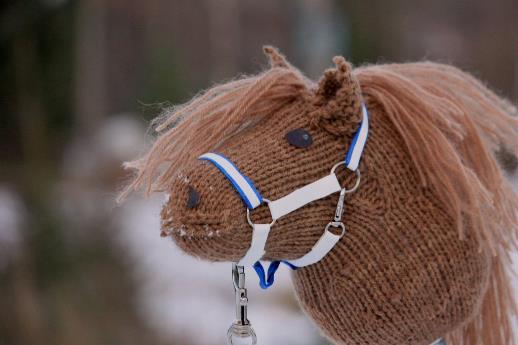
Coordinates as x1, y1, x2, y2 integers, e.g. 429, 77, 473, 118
227, 323, 257, 345
246, 199, 276, 227
330, 161, 361, 193
325, 221, 347, 238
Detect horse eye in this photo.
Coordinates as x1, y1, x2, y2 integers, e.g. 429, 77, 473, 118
285, 128, 313, 148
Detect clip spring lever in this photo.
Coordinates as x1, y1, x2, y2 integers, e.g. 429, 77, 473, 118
325, 188, 347, 237
227, 264, 257, 345
334, 188, 346, 223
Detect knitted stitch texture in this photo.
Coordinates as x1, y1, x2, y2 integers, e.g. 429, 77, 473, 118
123, 47, 518, 345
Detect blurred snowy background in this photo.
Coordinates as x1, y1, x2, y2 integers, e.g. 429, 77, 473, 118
1, 1, 517, 344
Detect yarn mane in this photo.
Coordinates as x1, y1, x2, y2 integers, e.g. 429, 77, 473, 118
356, 64, 518, 253
355, 63, 518, 345
120, 49, 518, 345
119, 47, 310, 201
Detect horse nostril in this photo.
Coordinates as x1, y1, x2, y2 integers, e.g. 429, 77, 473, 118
186, 185, 200, 209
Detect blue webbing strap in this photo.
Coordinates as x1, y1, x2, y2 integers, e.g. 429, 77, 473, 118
253, 261, 280, 289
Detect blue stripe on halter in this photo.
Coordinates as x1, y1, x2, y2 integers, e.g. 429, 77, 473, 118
345, 103, 369, 171
199, 152, 263, 209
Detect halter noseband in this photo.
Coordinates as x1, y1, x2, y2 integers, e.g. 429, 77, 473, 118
199, 104, 369, 288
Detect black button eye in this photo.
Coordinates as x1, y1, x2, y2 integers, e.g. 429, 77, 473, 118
285, 128, 313, 148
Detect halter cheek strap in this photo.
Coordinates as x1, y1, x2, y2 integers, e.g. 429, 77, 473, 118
238, 224, 271, 267
268, 173, 341, 220
199, 104, 369, 288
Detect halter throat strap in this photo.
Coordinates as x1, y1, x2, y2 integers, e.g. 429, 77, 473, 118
199, 104, 369, 288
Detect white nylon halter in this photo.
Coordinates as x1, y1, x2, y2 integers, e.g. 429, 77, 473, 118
199, 104, 369, 288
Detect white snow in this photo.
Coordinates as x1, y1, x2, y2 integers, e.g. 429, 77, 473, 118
115, 195, 323, 345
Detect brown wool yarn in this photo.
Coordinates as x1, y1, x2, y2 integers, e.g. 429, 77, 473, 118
122, 47, 518, 345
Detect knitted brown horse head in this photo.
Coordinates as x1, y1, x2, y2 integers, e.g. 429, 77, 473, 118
121, 47, 518, 345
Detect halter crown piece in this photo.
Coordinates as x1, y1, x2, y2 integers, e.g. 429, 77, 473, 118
199, 103, 369, 288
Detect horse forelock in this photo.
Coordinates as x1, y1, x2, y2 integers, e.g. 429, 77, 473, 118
119, 65, 310, 202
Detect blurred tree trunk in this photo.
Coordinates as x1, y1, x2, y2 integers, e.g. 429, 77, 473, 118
12, 25, 51, 192
206, 0, 240, 81
74, 0, 107, 136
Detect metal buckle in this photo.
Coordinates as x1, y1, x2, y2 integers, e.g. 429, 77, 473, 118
326, 163, 361, 237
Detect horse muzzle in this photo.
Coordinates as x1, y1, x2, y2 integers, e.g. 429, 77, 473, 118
160, 159, 252, 262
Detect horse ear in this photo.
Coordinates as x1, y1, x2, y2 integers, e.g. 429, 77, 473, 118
310, 56, 363, 136
263, 45, 290, 69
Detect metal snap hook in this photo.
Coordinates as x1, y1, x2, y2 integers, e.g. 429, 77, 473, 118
330, 161, 361, 193
227, 264, 257, 345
